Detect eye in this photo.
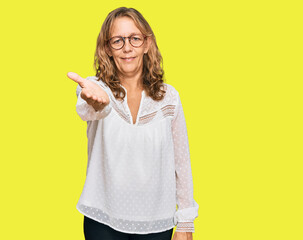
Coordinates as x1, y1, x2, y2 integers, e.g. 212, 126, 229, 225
132, 36, 142, 41
113, 39, 122, 44
110, 37, 123, 45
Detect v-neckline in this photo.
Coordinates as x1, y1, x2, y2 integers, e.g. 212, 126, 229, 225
120, 84, 145, 126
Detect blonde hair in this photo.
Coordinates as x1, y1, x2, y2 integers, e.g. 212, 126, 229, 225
93, 7, 166, 101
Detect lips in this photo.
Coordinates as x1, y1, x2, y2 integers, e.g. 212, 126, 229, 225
121, 56, 136, 62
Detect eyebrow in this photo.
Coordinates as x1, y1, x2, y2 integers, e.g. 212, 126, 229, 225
111, 32, 142, 37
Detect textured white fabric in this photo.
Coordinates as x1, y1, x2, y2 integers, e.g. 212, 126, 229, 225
75, 76, 199, 234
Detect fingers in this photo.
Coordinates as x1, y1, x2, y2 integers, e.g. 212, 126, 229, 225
67, 72, 86, 88
94, 97, 106, 105
80, 88, 109, 109
81, 91, 106, 105
89, 95, 103, 105
91, 98, 107, 112
85, 94, 103, 103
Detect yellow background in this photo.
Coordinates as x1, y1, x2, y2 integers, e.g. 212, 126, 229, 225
1, 0, 302, 239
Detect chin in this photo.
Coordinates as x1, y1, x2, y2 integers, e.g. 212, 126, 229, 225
122, 67, 137, 73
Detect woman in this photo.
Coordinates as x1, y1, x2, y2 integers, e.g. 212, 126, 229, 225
67, 7, 199, 240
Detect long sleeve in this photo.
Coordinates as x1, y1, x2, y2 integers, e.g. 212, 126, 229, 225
172, 93, 199, 232
75, 77, 112, 121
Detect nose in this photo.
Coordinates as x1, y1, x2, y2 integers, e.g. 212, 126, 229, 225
123, 38, 132, 52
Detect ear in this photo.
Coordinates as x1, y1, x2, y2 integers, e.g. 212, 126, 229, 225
144, 36, 151, 54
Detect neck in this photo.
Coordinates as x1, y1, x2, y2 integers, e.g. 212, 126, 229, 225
119, 71, 144, 92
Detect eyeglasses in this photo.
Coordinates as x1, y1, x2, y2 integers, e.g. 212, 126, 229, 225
108, 34, 147, 50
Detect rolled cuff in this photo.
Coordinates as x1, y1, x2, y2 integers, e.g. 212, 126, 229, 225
173, 200, 199, 225
175, 222, 195, 232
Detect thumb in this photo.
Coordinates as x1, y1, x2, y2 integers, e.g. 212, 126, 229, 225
67, 72, 86, 88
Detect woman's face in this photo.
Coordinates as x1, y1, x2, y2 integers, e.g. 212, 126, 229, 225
106, 17, 151, 79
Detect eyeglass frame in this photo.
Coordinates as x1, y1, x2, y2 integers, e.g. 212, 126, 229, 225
107, 34, 147, 50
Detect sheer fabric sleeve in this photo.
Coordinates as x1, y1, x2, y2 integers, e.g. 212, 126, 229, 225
172, 93, 199, 233
75, 77, 112, 121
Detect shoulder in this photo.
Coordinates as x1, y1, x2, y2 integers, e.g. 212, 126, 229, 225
163, 82, 179, 94
162, 82, 180, 104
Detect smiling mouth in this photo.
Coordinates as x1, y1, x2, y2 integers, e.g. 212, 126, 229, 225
121, 57, 136, 61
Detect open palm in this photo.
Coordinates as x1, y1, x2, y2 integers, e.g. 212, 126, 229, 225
67, 72, 110, 111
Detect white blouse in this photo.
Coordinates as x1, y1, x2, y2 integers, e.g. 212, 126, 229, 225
75, 76, 199, 234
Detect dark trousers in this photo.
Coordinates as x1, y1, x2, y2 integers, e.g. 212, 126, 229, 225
84, 216, 174, 240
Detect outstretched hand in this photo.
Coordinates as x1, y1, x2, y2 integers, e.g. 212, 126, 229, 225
67, 72, 110, 112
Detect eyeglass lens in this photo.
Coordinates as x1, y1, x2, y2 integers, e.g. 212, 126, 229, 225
109, 35, 144, 49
